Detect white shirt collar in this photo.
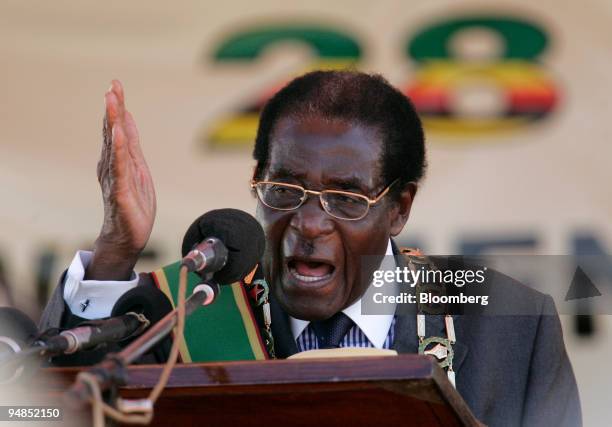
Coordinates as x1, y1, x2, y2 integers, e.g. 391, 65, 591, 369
289, 239, 396, 349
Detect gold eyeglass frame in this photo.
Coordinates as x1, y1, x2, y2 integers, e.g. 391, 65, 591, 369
250, 179, 399, 221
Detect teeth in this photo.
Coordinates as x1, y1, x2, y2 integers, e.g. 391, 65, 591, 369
289, 267, 332, 283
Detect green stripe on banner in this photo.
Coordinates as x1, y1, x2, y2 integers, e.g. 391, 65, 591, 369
154, 262, 260, 362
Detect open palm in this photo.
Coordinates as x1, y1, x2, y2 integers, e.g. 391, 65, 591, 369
87, 80, 156, 280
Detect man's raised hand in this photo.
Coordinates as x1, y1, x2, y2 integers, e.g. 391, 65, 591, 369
86, 80, 156, 281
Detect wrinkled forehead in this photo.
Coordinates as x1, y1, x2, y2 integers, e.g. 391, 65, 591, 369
266, 117, 384, 192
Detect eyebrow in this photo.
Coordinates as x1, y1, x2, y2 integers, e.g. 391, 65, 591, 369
323, 176, 367, 193
266, 166, 305, 181
266, 167, 369, 194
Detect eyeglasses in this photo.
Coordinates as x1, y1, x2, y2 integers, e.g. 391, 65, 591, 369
250, 179, 398, 221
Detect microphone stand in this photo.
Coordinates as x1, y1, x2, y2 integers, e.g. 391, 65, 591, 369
64, 283, 216, 407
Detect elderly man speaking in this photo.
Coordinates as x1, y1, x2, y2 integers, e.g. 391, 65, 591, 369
41, 71, 581, 426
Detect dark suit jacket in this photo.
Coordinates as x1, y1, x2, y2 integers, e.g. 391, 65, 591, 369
40, 249, 581, 427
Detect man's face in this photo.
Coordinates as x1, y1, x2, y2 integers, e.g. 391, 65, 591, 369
256, 116, 399, 320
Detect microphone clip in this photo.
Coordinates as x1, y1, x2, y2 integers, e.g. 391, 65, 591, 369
192, 280, 220, 307
75, 312, 151, 341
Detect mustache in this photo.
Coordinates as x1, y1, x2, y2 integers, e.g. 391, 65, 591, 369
296, 238, 315, 257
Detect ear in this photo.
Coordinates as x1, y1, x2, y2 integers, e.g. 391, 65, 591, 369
389, 182, 417, 236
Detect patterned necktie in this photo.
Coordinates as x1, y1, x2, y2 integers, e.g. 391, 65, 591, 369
311, 312, 355, 349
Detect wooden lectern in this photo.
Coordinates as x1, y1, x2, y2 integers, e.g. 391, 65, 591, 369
40, 355, 481, 426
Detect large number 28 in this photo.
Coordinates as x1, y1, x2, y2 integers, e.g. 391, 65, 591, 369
207, 16, 558, 147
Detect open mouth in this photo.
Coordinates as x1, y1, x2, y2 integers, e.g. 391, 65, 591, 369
287, 258, 336, 283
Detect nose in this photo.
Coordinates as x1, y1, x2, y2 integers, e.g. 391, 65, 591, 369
289, 194, 335, 239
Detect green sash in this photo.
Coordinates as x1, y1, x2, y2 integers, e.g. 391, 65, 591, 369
151, 261, 268, 362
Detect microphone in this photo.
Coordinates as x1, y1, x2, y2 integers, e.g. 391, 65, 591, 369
181, 208, 265, 284
0, 307, 39, 357
45, 313, 146, 355
45, 284, 171, 355
111, 284, 173, 327
0, 307, 40, 382
64, 209, 266, 404
181, 237, 228, 275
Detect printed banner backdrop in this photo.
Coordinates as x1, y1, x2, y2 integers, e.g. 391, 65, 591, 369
1, 1, 611, 423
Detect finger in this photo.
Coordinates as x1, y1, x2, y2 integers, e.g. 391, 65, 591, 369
105, 91, 120, 127
123, 110, 140, 143
111, 79, 125, 105
99, 86, 116, 181
98, 115, 112, 182
110, 80, 126, 123
101, 91, 120, 181
123, 111, 146, 165
109, 122, 132, 182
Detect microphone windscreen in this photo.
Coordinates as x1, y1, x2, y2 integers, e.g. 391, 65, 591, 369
111, 284, 173, 325
0, 308, 39, 368
181, 209, 265, 284
0, 307, 39, 344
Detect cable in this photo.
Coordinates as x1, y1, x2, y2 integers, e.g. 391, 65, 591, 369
83, 265, 188, 426
148, 266, 187, 403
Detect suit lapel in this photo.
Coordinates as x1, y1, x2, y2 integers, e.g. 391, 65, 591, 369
391, 312, 417, 353
449, 316, 469, 372
269, 294, 299, 358
390, 241, 469, 372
